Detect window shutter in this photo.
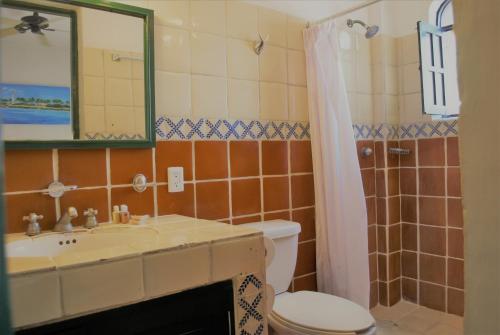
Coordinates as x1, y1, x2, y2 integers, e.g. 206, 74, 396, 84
417, 21, 448, 116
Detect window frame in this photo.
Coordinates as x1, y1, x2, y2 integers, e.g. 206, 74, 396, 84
418, 0, 459, 118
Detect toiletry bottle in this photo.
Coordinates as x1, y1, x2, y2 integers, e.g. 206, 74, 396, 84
112, 205, 120, 224
120, 204, 130, 224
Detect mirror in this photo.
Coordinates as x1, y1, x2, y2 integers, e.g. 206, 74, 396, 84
0, 0, 155, 148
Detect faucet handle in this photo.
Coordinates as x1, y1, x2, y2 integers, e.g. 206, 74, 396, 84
83, 208, 98, 229
84, 208, 98, 217
23, 213, 43, 236
23, 213, 44, 223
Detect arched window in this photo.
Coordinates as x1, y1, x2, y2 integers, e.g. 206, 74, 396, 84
418, 0, 460, 117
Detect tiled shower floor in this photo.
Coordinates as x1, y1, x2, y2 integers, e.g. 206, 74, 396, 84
371, 301, 463, 335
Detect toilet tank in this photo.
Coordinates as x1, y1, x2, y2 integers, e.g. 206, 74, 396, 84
240, 220, 301, 294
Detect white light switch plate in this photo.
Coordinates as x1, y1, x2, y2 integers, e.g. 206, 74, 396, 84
168, 167, 184, 192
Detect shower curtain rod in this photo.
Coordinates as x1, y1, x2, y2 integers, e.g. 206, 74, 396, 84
308, 0, 382, 27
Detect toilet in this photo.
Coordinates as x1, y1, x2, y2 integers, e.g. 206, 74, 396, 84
241, 220, 376, 335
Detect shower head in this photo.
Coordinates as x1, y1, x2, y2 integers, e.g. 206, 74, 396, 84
347, 19, 379, 39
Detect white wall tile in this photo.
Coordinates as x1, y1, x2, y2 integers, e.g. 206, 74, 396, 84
259, 82, 288, 120
83, 76, 105, 106
83, 105, 106, 133
287, 16, 305, 50
401, 92, 423, 123
258, 7, 287, 48
134, 107, 146, 134
190, 0, 226, 35
356, 60, 372, 94
259, 45, 287, 83
106, 106, 136, 133
371, 65, 384, 94
148, 0, 190, 29
105, 78, 133, 106
386, 95, 399, 124
372, 94, 386, 123
227, 1, 258, 41
191, 32, 227, 77
288, 86, 308, 121
144, 245, 210, 298
228, 79, 259, 120
341, 60, 356, 92
212, 236, 265, 282
82, 48, 104, 77
9, 272, 62, 328
400, 33, 419, 65
155, 71, 191, 117
132, 79, 145, 107
385, 65, 399, 95
402, 62, 421, 94
348, 92, 359, 122
287, 50, 306, 86
227, 38, 259, 81
155, 25, 191, 73
370, 35, 397, 66
357, 93, 373, 124
60, 257, 144, 315
192, 75, 227, 118
370, 35, 384, 66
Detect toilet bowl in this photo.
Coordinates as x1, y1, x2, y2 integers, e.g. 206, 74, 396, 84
241, 220, 376, 335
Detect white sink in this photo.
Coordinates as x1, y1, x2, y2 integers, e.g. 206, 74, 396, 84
6, 228, 157, 258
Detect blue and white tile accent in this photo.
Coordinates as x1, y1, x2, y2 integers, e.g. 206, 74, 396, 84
398, 119, 459, 139
155, 116, 310, 141
234, 273, 267, 335
84, 132, 145, 140
153, 117, 458, 141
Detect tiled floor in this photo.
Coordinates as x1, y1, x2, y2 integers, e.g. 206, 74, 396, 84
371, 301, 463, 335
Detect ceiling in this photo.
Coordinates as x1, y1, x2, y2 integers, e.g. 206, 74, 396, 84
243, 0, 368, 21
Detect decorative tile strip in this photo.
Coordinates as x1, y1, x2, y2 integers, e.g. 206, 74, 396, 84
234, 273, 267, 335
154, 117, 458, 141
84, 132, 145, 140
155, 116, 310, 140
398, 119, 458, 139
352, 123, 399, 140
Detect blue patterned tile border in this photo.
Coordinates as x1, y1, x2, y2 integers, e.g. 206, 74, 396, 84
234, 273, 267, 335
352, 123, 399, 140
155, 116, 310, 140
84, 132, 145, 140
398, 119, 458, 139
154, 117, 457, 141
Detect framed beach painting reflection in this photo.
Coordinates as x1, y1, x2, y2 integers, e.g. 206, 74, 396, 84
0, 83, 76, 140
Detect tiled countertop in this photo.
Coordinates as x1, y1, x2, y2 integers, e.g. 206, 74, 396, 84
6, 215, 267, 331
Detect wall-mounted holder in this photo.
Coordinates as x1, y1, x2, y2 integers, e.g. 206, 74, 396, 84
388, 147, 411, 155
132, 174, 148, 193
254, 32, 269, 55
112, 53, 144, 62
44, 181, 78, 198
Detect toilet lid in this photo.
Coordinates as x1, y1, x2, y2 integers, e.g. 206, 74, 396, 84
272, 291, 375, 333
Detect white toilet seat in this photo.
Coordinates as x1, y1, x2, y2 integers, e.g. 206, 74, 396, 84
269, 291, 376, 335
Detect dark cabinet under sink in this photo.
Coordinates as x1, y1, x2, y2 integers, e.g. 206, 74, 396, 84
17, 280, 235, 335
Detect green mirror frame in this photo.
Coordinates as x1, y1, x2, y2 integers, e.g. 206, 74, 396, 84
1, 0, 155, 149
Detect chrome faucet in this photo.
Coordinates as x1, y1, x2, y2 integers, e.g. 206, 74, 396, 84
54, 207, 78, 233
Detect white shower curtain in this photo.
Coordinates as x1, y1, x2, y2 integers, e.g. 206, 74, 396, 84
303, 22, 370, 308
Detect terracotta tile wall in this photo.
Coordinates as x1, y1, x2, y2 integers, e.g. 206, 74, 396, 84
400, 137, 464, 316
374, 140, 402, 307
3, 139, 316, 291
356, 140, 378, 308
